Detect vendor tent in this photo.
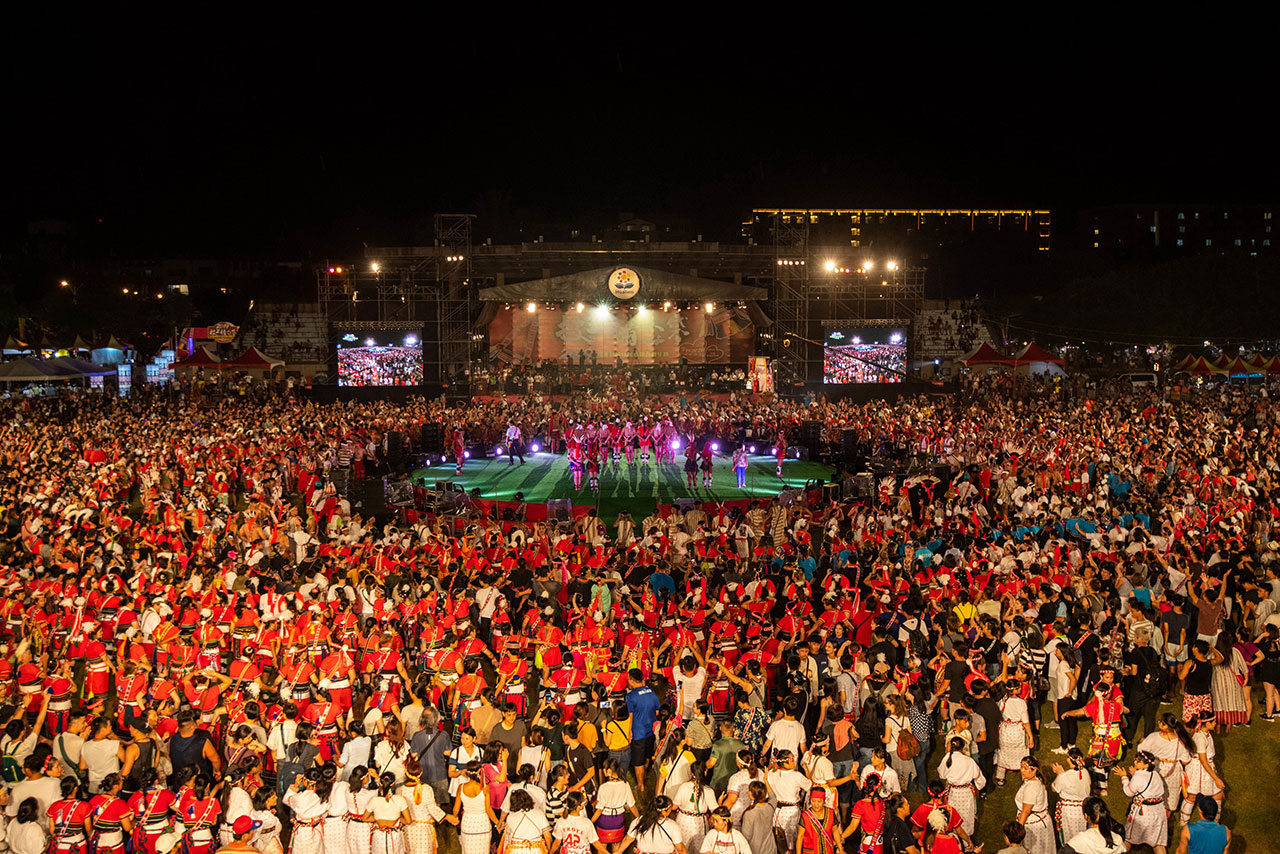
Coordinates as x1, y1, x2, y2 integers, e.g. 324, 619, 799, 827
1012, 342, 1066, 376
223, 347, 284, 369
1222, 356, 1263, 377
0, 357, 86, 381
47, 357, 115, 377
962, 342, 1013, 367
1186, 356, 1226, 375
171, 346, 223, 369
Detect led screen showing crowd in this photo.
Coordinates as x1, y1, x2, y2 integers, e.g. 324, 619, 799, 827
823, 326, 907, 384
336, 330, 424, 386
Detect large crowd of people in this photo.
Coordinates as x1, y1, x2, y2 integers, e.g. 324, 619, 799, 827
0, 375, 1274, 854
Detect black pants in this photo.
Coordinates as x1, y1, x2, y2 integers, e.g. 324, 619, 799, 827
977, 751, 996, 791
1059, 697, 1080, 749
1124, 696, 1160, 744
507, 442, 524, 464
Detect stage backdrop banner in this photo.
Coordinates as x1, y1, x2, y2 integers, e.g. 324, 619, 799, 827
488, 305, 754, 364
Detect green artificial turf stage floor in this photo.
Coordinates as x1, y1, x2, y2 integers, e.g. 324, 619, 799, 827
412, 451, 834, 520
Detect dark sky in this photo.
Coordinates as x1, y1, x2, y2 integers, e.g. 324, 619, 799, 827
6, 18, 1273, 257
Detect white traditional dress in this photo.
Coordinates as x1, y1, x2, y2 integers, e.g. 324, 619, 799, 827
723, 770, 760, 828
458, 787, 492, 854
1014, 778, 1054, 854
398, 782, 447, 854
1122, 769, 1168, 849
1185, 730, 1222, 798
1136, 731, 1192, 812
1051, 767, 1091, 843
282, 788, 328, 854
366, 794, 410, 854
765, 768, 812, 850
996, 696, 1030, 772
350, 787, 377, 854
326, 780, 357, 854
672, 781, 717, 854
937, 752, 986, 837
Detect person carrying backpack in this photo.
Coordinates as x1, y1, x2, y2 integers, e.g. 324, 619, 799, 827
1, 693, 50, 784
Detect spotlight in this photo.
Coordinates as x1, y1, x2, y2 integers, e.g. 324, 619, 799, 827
711, 442, 719, 452
531, 443, 540, 453
335, 267, 343, 274
595, 305, 609, 317
671, 439, 681, 450
404, 335, 418, 346
496, 446, 504, 455
889, 332, 902, 344
576, 302, 585, 313
637, 304, 647, 315
328, 268, 335, 274
463, 451, 471, 459
526, 302, 536, 313
823, 260, 836, 272
863, 261, 873, 272
704, 302, 714, 312
371, 262, 380, 273
886, 261, 898, 271
365, 338, 376, 346
749, 445, 757, 454
663, 301, 671, 311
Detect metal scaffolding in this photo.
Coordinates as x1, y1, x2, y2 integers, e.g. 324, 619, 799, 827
771, 212, 811, 386
431, 214, 476, 386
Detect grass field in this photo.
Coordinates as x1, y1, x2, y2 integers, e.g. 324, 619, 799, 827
413, 451, 834, 521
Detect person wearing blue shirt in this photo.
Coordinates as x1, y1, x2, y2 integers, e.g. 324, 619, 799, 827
798, 546, 817, 581
1179, 795, 1229, 854
648, 567, 676, 598
625, 669, 661, 795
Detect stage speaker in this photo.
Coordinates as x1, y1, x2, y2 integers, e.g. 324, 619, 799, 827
330, 469, 350, 496
852, 472, 875, 500
421, 422, 444, 455
386, 431, 405, 462
547, 498, 572, 522
386, 479, 413, 507
360, 477, 388, 513
801, 420, 822, 449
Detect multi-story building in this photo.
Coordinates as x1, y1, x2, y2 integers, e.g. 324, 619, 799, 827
1081, 203, 1275, 257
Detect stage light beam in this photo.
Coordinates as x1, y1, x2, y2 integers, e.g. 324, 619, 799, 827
823, 259, 836, 272
526, 302, 536, 313
576, 302, 584, 313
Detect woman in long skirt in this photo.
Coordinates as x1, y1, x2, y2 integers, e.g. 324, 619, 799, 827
995, 683, 1033, 785
1210, 633, 1248, 730
1050, 748, 1091, 845
1120, 753, 1168, 854
283, 773, 330, 854
672, 765, 717, 854
1136, 713, 1194, 814
592, 760, 638, 845
936, 737, 985, 838
1012, 757, 1054, 854
1181, 711, 1225, 824
401, 760, 455, 854
453, 764, 498, 854
364, 772, 412, 854
350, 767, 378, 854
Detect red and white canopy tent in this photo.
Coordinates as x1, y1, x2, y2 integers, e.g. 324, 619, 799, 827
962, 342, 1015, 372
222, 347, 285, 372
1012, 342, 1066, 376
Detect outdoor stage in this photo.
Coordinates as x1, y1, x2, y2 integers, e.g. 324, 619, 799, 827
412, 451, 833, 521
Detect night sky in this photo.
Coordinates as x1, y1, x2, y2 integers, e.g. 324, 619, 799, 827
6, 20, 1273, 257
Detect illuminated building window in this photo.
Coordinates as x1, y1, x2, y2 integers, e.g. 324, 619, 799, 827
1206, 239, 1212, 246
1177, 239, 1184, 246
1178, 212, 1185, 220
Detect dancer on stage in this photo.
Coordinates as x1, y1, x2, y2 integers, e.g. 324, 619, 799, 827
452, 423, 466, 474
652, 420, 666, 465
586, 431, 601, 491
568, 429, 585, 490
637, 417, 653, 464
685, 440, 699, 489
623, 420, 637, 465
775, 429, 787, 477
700, 440, 715, 488
609, 419, 625, 466
732, 445, 749, 488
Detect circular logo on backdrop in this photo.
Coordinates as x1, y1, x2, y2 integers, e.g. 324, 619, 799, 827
607, 267, 641, 299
